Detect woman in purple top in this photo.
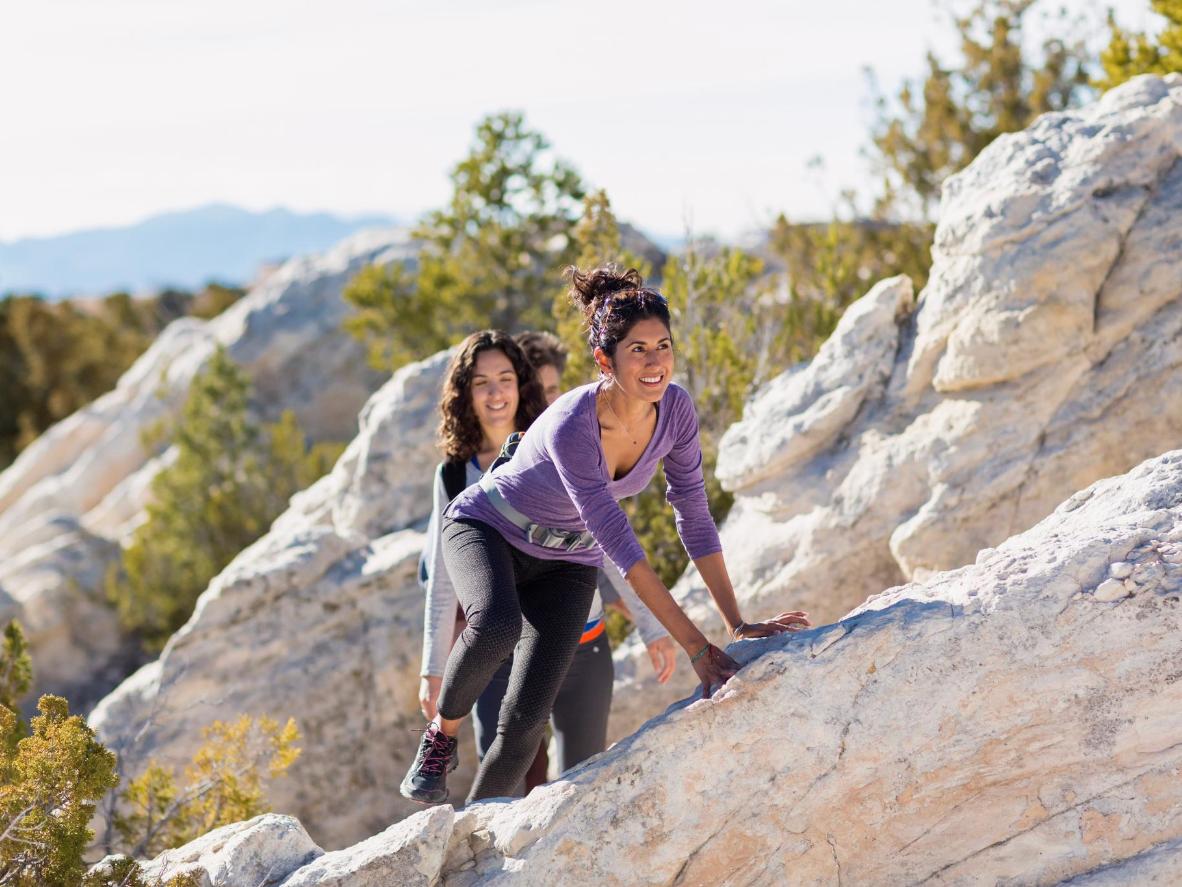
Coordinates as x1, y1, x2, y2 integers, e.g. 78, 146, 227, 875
400, 266, 810, 805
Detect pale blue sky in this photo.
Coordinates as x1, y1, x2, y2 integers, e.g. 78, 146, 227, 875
0, 0, 1154, 242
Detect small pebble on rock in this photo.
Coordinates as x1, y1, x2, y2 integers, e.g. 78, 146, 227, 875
1109, 562, 1133, 579
1094, 578, 1131, 602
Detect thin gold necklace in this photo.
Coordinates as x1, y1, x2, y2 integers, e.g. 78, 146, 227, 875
601, 384, 651, 446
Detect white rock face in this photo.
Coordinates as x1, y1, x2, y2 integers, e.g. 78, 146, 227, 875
0, 519, 124, 703
138, 449, 1182, 885
89, 348, 472, 851
280, 807, 454, 887
131, 808, 454, 887
611, 74, 1182, 739
137, 813, 321, 887
0, 228, 408, 708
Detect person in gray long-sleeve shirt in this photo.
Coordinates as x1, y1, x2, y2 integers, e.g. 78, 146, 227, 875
401, 267, 811, 806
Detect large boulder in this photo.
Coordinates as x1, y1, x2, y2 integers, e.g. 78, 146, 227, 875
137, 448, 1182, 885
134, 813, 322, 887
122, 808, 454, 887
89, 348, 471, 851
611, 73, 1182, 738
0, 228, 407, 709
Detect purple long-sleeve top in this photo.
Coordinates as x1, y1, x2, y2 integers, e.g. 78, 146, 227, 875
445, 380, 723, 575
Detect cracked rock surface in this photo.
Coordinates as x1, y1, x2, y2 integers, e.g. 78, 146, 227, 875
611, 74, 1182, 740
133, 449, 1182, 885
0, 228, 405, 711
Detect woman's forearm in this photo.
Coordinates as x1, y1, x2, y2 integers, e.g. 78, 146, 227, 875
692, 551, 744, 635
624, 558, 707, 653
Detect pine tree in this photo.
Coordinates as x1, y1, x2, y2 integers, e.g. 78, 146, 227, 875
0, 623, 32, 758
0, 623, 31, 717
340, 262, 421, 372
3, 296, 113, 451
113, 715, 300, 860
0, 622, 278, 885
106, 348, 341, 651
343, 111, 586, 371
0, 631, 125, 885
0, 696, 118, 886
1097, 1, 1182, 89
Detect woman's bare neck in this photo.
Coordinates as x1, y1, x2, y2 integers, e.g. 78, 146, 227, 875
475, 427, 513, 470
599, 382, 654, 428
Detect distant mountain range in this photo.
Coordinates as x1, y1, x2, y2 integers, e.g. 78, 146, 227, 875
0, 204, 397, 298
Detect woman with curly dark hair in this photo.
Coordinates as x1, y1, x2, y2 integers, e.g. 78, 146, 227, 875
402, 269, 810, 806
419, 330, 545, 729
435, 330, 545, 469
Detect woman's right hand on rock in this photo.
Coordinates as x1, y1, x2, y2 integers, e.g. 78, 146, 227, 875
419, 675, 443, 721
691, 643, 740, 698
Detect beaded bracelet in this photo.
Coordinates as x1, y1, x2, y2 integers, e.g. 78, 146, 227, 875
690, 643, 711, 664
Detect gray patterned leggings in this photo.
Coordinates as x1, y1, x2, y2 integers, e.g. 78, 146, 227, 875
436, 517, 599, 803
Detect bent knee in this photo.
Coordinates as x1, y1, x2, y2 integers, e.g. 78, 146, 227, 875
464, 608, 522, 657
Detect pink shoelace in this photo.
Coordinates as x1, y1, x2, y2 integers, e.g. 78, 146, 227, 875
414, 725, 453, 776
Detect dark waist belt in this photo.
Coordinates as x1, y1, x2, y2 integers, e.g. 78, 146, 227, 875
478, 474, 598, 553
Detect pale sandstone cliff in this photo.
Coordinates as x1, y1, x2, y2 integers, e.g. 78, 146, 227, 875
0, 229, 407, 707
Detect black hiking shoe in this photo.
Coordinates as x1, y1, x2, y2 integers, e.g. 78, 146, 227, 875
399, 723, 459, 804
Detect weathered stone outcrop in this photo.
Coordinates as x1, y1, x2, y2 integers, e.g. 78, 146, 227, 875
132, 448, 1182, 885
0, 228, 406, 708
611, 73, 1182, 738
136, 814, 322, 887
89, 349, 474, 851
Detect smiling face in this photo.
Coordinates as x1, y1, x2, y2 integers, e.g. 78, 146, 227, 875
469, 347, 520, 441
596, 316, 674, 404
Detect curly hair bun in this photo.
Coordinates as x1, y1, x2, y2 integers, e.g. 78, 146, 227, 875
566, 265, 644, 318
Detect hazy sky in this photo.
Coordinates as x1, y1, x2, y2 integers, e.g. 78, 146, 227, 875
0, 0, 1153, 242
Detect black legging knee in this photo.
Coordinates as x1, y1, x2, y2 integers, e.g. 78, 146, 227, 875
436, 517, 598, 803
